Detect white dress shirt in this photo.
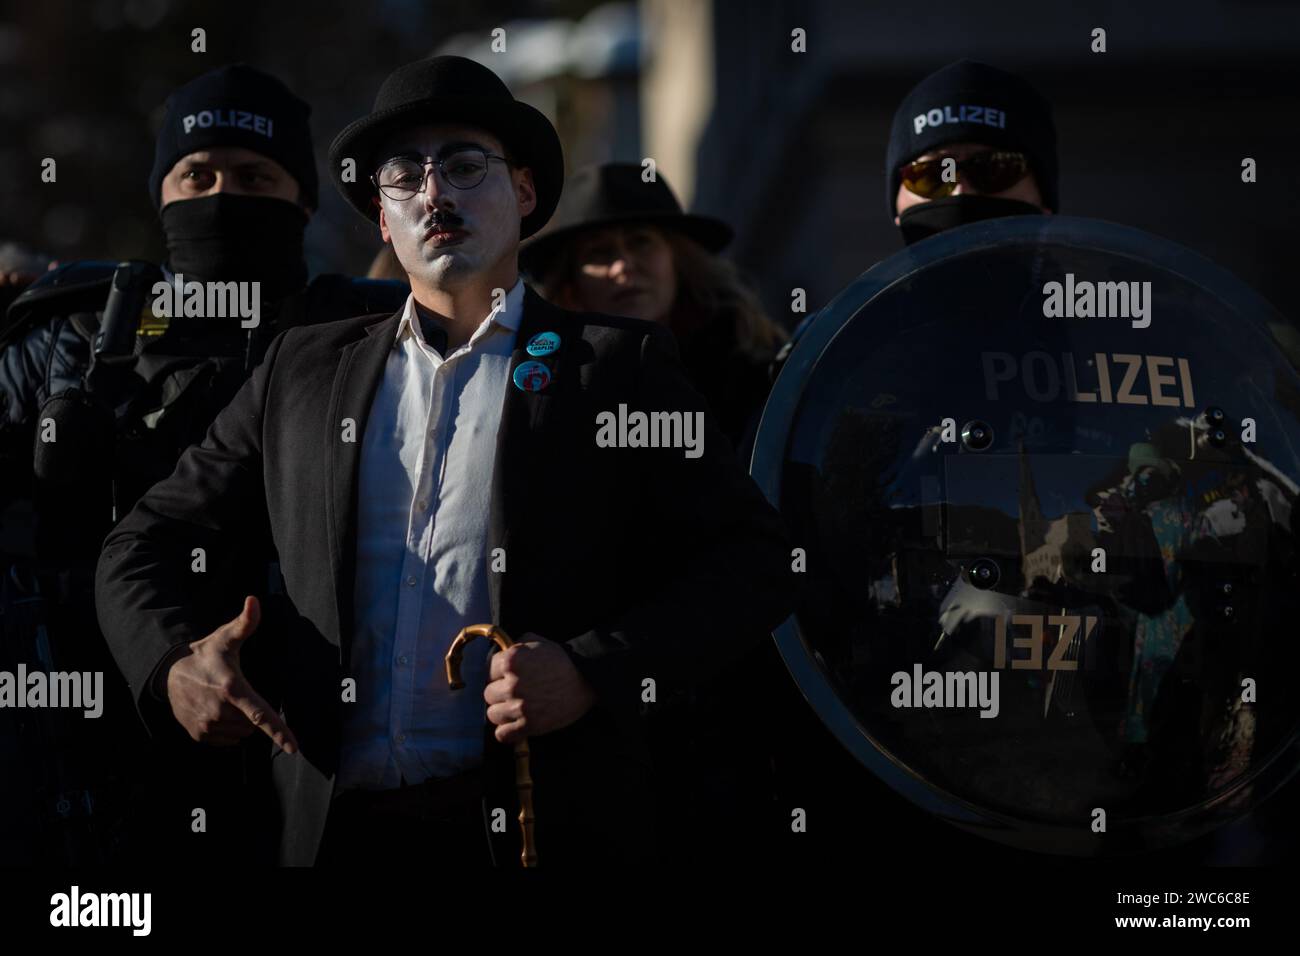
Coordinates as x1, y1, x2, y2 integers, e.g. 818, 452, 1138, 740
337, 278, 524, 791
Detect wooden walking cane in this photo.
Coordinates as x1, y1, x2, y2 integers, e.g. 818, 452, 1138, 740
445, 624, 537, 868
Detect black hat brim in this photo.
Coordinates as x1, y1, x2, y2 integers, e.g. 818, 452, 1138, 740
327, 95, 563, 240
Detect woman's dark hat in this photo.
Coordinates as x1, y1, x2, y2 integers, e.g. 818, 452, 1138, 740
327, 55, 563, 239
519, 163, 734, 280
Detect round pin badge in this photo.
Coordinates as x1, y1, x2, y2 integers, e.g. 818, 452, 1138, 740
526, 331, 561, 357
513, 360, 552, 392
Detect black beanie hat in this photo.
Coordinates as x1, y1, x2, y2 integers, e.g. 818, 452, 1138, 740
148, 63, 318, 210
885, 60, 1058, 217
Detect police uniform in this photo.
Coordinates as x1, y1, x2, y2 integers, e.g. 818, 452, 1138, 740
0, 64, 409, 866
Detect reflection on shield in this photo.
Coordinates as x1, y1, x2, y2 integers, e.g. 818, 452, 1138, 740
753, 215, 1300, 854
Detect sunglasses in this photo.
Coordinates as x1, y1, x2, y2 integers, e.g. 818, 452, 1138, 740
899, 150, 1030, 199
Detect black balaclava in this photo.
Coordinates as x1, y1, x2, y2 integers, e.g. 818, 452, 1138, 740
886, 60, 1059, 245
150, 64, 317, 300
897, 194, 1045, 245
161, 194, 307, 300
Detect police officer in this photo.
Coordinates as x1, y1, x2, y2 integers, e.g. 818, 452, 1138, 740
0, 64, 407, 866
758, 60, 1063, 865
765, 61, 1297, 867
771, 59, 1059, 378
886, 59, 1057, 243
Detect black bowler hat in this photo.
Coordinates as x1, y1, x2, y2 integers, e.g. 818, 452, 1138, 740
519, 163, 734, 281
327, 55, 563, 239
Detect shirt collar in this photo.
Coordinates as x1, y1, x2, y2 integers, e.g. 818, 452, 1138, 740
395, 277, 525, 348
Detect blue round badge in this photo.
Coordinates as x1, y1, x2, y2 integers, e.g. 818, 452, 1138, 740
526, 331, 561, 357
513, 360, 552, 392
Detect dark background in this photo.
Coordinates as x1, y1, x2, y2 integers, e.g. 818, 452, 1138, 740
0, 0, 633, 283
2, 0, 1297, 323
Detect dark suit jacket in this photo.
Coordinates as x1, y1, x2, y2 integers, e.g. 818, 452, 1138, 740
95, 283, 798, 866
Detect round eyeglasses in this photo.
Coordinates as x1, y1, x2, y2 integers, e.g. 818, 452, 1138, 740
371, 148, 510, 200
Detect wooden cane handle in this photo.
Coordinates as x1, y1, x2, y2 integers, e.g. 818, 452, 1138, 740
446, 623, 515, 688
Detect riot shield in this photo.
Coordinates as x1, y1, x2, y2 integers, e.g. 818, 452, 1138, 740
753, 215, 1300, 854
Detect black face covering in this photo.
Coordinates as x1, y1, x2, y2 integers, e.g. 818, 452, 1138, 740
161, 193, 308, 300
898, 194, 1044, 246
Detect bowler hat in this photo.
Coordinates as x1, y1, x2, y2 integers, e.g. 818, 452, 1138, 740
519, 163, 733, 281
327, 56, 563, 239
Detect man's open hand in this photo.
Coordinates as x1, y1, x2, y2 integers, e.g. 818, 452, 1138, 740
164, 595, 299, 753
484, 635, 597, 744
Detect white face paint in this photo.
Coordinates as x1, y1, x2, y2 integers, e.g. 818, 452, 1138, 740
375, 123, 532, 293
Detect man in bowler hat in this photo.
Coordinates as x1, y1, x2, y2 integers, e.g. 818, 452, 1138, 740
95, 55, 798, 866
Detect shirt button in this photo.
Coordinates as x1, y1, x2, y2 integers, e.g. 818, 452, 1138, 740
396, 733, 406, 744
406, 575, 417, 587
428, 427, 438, 439
397, 655, 408, 666
416, 499, 427, 511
